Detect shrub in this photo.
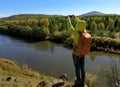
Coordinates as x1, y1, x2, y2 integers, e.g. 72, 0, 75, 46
20, 25, 32, 37
49, 30, 69, 43
0, 26, 8, 34
32, 25, 49, 40
109, 32, 117, 38
91, 37, 120, 51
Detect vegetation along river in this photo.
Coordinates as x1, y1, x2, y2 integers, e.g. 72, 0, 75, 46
0, 34, 120, 81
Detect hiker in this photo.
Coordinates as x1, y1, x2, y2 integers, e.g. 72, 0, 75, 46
67, 15, 92, 86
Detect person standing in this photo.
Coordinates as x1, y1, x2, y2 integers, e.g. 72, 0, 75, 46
67, 15, 92, 86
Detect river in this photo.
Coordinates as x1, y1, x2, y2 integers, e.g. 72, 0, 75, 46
0, 34, 120, 86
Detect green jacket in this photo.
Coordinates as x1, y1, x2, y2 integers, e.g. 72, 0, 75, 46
67, 16, 87, 46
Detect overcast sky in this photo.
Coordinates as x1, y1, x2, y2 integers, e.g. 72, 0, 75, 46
0, 0, 120, 18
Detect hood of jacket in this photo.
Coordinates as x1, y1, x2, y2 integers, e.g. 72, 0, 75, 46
75, 17, 87, 32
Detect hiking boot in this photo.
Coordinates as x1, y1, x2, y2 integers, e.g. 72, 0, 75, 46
75, 79, 81, 84
81, 79, 85, 86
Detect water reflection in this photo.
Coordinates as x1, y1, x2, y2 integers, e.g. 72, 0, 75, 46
29, 41, 56, 52
89, 51, 120, 62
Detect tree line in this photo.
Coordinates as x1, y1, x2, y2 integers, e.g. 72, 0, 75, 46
0, 15, 120, 39
81, 15, 120, 38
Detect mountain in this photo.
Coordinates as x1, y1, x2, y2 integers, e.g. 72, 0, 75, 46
1, 14, 63, 20
81, 11, 105, 16
1, 11, 119, 19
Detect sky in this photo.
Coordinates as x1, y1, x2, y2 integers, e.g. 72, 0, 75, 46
0, 0, 120, 18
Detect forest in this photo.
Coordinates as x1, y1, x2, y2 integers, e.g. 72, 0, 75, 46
0, 14, 120, 53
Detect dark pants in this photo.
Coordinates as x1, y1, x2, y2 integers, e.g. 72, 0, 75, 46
72, 53, 85, 81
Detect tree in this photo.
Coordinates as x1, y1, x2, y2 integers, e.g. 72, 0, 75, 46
0, 26, 8, 33
90, 21, 97, 36
49, 19, 58, 33
38, 18, 49, 28
32, 25, 48, 40
20, 25, 32, 37
98, 22, 105, 30
108, 18, 115, 32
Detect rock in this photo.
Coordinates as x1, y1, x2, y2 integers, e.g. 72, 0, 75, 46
84, 84, 88, 87
115, 81, 120, 87
36, 80, 47, 87
52, 79, 64, 87
59, 74, 68, 81
14, 78, 19, 82
1, 78, 4, 81
46, 82, 53, 87
118, 81, 120, 84
62, 84, 71, 87
5, 76, 12, 81
72, 84, 88, 87
28, 80, 32, 83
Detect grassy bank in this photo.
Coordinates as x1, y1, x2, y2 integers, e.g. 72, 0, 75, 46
0, 58, 56, 87
0, 58, 99, 87
91, 37, 120, 54
64, 36, 120, 54
1, 58, 119, 87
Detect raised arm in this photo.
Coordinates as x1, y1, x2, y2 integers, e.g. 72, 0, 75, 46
67, 16, 79, 45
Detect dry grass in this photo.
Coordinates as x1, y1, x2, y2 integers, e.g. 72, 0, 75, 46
0, 58, 55, 87
0, 58, 99, 87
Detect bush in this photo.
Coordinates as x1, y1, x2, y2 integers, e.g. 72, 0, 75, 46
32, 25, 49, 40
95, 30, 110, 37
109, 32, 117, 38
20, 25, 32, 37
0, 26, 8, 34
49, 30, 69, 43
91, 37, 120, 52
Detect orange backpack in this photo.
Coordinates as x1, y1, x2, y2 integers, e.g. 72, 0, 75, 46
73, 32, 92, 55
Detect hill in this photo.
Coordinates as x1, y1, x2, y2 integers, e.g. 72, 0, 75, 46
1, 14, 63, 20
81, 11, 105, 16
1, 11, 120, 20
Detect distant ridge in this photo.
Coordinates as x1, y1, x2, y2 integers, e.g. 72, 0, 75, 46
1, 11, 120, 19
2, 14, 63, 19
81, 11, 105, 16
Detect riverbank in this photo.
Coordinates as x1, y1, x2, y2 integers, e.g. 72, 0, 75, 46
90, 37, 120, 54
63, 36, 120, 54
0, 58, 71, 87
0, 24, 120, 54
0, 31, 119, 54
0, 58, 98, 87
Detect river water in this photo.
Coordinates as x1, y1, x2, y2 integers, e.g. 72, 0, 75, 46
0, 34, 120, 85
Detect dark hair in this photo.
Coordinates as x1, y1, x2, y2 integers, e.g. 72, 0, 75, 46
69, 15, 75, 18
